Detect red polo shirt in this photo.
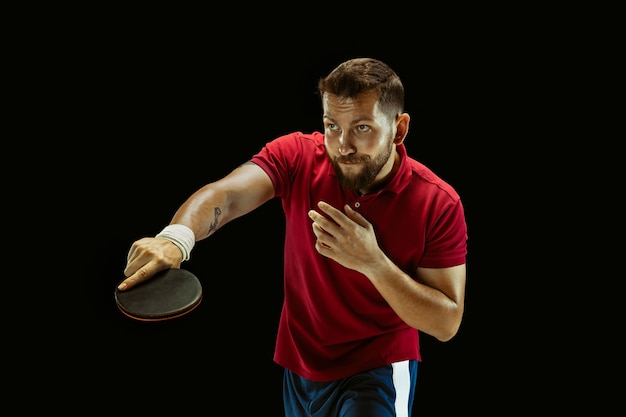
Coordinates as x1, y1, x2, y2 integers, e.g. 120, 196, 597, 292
251, 131, 467, 381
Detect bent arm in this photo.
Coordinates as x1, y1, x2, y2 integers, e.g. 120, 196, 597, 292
366, 261, 466, 342
308, 201, 466, 342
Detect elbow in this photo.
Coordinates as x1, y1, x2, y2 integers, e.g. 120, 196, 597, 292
414, 318, 461, 342
431, 310, 464, 342
434, 324, 460, 342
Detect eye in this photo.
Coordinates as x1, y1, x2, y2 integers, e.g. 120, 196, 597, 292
328, 123, 339, 131
357, 125, 371, 132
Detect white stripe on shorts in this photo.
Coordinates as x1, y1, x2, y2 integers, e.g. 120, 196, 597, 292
392, 360, 410, 417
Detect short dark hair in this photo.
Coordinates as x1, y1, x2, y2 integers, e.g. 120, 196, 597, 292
318, 58, 404, 119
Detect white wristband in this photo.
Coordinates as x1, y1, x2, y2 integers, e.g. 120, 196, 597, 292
155, 224, 195, 261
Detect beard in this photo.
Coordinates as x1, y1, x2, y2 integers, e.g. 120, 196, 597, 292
330, 139, 394, 193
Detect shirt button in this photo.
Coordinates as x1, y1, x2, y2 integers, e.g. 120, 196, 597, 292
354, 202, 360, 208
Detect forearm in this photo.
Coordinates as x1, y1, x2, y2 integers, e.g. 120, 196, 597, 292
171, 184, 231, 241
169, 163, 275, 242
365, 258, 465, 342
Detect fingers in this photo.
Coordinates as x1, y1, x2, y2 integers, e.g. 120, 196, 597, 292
308, 202, 341, 232
311, 221, 333, 250
341, 204, 369, 227
308, 208, 335, 250
309, 202, 344, 253
308, 200, 374, 256
308, 201, 369, 232
118, 266, 157, 291
118, 238, 181, 291
313, 201, 343, 225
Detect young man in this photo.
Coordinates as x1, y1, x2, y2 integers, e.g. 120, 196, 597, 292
119, 57, 468, 417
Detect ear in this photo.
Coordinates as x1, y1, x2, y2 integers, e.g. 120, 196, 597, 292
393, 113, 410, 145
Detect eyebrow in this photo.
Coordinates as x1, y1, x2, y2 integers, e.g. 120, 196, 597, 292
322, 114, 375, 125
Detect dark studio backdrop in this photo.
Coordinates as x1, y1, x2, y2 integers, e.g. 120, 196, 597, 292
74, 27, 506, 415
12, 5, 604, 412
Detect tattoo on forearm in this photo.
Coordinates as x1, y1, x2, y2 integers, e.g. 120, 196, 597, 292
209, 207, 222, 234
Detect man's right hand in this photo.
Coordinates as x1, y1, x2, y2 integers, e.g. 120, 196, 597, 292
118, 237, 184, 291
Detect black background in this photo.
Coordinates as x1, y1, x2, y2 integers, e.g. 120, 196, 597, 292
14, 5, 612, 413
56, 15, 525, 415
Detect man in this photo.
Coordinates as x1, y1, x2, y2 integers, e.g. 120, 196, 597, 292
119, 57, 468, 417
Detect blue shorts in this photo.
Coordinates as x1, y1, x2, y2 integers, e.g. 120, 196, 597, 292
283, 360, 418, 417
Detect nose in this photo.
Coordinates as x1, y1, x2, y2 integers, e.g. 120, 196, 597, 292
338, 133, 355, 155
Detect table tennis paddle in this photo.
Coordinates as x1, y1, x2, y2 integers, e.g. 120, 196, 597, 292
114, 268, 202, 321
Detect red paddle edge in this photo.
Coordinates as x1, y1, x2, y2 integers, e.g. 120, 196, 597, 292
116, 293, 203, 322
114, 269, 203, 322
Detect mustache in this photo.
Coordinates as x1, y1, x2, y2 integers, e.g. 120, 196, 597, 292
335, 155, 370, 164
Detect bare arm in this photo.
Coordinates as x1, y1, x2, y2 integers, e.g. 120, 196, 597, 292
172, 162, 275, 240
366, 262, 466, 342
120, 162, 274, 290
308, 201, 466, 341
